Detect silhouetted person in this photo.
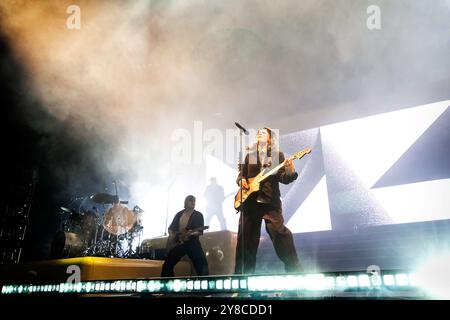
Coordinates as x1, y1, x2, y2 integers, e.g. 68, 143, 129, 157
204, 177, 227, 230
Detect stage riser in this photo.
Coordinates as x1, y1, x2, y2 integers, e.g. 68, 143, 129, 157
1, 257, 192, 285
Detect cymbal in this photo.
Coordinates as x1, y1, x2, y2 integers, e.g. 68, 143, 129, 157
60, 207, 77, 214
90, 193, 119, 204
60, 206, 71, 213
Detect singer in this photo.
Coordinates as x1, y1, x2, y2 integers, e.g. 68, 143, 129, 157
234, 127, 303, 274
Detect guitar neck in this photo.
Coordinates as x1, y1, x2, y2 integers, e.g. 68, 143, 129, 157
258, 156, 293, 183
258, 148, 311, 183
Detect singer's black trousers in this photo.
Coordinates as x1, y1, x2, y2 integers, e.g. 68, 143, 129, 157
234, 200, 303, 274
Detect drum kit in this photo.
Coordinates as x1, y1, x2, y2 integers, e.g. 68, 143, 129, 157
50, 192, 144, 259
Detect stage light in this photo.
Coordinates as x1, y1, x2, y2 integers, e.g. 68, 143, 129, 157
325, 276, 335, 288
148, 280, 162, 292
383, 275, 395, 286
414, 254, 450, 299
408, 273, 417, 286
336, 276, 347, 288
278, 276, 291, 290
304, 274, 327, 290
370, 274, 382, 287
171, 279, 186, 292
247, 276, 261, 291
136, 280, 145, 292
346, 275, 358, 287
395, 274, 409, 286
358, 275, 370, 287
0, 271, 425, 297
265, 276, 279, 290
223, 279, 231, 290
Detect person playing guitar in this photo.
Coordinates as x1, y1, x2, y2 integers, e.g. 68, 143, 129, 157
234, 127, 310, 275
161, 195, 209, 277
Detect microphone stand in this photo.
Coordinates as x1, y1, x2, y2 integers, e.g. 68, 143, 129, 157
237, 128, 246, 274
164, 177, 177, 236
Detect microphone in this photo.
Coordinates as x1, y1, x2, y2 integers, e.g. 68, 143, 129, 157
235, 122, 249, 135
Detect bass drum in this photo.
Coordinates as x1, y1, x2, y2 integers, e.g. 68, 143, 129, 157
50, 231, 85, 259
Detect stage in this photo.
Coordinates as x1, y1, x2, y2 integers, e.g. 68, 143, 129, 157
0, 256, 425, 299
1, 0, 449, 308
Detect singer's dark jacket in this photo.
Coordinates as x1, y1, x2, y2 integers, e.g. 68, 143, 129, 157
236, 151, 298, 210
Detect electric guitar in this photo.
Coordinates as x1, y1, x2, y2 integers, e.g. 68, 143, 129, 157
234, 147, 312, 210
166, 226, 209, 250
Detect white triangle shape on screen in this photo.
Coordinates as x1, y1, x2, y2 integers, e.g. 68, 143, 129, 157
286, 176, 332, 233
372, 178, 450, 224
320, 101, 449, 188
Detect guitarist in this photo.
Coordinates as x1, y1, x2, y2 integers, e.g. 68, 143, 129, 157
235, 127, 303, 274
161, 195, 209, 277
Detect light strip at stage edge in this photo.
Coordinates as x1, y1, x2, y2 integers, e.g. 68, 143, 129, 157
1, 271, 424, 297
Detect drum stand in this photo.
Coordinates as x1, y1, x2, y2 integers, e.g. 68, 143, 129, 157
84, 228, 125, 258
123, 226, 143, 258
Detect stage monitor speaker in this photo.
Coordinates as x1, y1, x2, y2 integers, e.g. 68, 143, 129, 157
201, 230, 237, 275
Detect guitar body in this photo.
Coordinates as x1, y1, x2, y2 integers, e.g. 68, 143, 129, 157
166, 226, 209, 251
234, 174, 263, 210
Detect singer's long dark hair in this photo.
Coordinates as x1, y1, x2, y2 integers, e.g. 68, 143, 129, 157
246, 127, 280, 167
